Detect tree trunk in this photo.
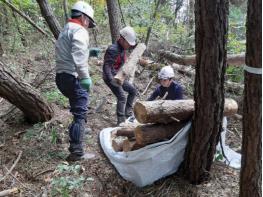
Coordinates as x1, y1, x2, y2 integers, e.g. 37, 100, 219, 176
134, 99, 237, 124
182, 0, 228, 184
114, 43, 146, 85
0, 61, 54, 123
145, 0, 161, 46
159, 50, 245, 66
106, 0, 121, 43
36, 0, 62, 39
240, 0, 262, 196
63, 0, 69, 23
134, 122, 186, 145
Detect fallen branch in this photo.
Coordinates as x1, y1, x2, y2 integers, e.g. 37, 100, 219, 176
1, 0, 55, 43
0, 151, 22, 182
159, 50, 245, 66
141, 76, 155, 95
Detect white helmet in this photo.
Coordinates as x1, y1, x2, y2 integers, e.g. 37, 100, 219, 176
71, 1, 96, 28
158, 66, 175, 79
120, 26, 136, 46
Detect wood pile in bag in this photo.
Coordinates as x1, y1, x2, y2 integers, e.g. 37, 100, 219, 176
111, 121, 186, 152
111, 98, 238, 152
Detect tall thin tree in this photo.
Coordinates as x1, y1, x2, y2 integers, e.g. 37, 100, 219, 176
240, 0, 262, 196
36, 0, 62, 39
106, 0, 121, 43
183, 0, 229, 183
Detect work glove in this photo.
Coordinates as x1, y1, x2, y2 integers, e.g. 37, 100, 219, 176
80, 78, 92, 92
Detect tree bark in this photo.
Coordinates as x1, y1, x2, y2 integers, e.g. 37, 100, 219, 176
134, 99, 237, 124
159, 50, 245, 66
0, 61, 54, 123
106, 0, 121, 43
134, 122, 186, 145
63, 0, 69, 23
114, 43, 146, 85
36, 0, 62, 39
182, 0, 228, 184
240, 0, 262, 196
116, 127, 135, 138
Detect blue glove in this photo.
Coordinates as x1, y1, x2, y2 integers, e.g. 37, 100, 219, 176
80, 78, 92, 92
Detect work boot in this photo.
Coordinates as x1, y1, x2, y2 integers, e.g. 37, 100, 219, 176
66, 152, 96, 162
117, 116, 126, 126
68, 119, 85, 156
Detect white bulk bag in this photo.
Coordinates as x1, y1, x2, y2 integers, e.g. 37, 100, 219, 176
99, 122, 191, 187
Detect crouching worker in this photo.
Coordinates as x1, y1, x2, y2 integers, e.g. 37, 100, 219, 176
147, 66, 184, 101
55, 1, 96, 161
103, 26, 138, 125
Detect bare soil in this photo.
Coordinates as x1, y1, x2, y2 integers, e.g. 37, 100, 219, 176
0, 40, 242, 196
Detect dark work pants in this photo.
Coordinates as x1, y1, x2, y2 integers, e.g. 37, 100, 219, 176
56, 73, 88, 156
104, 79, 137, 123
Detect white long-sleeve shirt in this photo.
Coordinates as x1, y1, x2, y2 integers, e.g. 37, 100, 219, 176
55, 21, 90, 79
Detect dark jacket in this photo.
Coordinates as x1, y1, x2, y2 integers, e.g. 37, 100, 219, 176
103, 42, 126, 81
147, 81, 183, 101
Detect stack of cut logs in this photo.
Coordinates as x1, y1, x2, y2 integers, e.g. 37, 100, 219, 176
111, 99, 238, 152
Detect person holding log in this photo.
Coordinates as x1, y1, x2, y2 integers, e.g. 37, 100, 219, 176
103, 26, 138, 125
147, 65, 184, 101
55, 1, 96, 161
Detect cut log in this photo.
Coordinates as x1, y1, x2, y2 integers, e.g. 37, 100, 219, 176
134, 122, 186, 145
158, 50, 245, 66
134, 98, 238, 124
112, 136, 128, 152
116, 127, 135, 139
122, 140, 144, 152
114, 43, 146, 85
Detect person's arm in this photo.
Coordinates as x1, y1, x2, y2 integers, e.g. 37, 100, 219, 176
103, 46, 118, 81
71, 29, 90, 79
147, 87, 160, 101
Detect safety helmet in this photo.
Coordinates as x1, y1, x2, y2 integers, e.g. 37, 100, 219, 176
158, 66, 175, 79
120, 26, 136, 46
71, 1, 96, 28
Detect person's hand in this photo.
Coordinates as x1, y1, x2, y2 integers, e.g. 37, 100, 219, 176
80, 78, 92, 92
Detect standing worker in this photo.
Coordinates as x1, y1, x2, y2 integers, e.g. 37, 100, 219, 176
103, 26, 138, 125
55, 1, 96, 161
147, 66, 184, 101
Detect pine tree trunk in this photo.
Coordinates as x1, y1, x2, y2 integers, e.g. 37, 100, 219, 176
106, 0, 121, 43
182, 0, 228, 184
240, 0, 262, 196
36, 0, 62, 39
0, 61, 54, 123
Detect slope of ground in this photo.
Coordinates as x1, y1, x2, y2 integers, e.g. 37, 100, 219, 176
0, 39, 242, 196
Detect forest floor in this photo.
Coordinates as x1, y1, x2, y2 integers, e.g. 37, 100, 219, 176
0, 39, 243, 197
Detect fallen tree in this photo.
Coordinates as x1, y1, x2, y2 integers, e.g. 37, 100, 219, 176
158, 50, 245, 66
134, 98, 238, 124
0, 61, 54, 123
